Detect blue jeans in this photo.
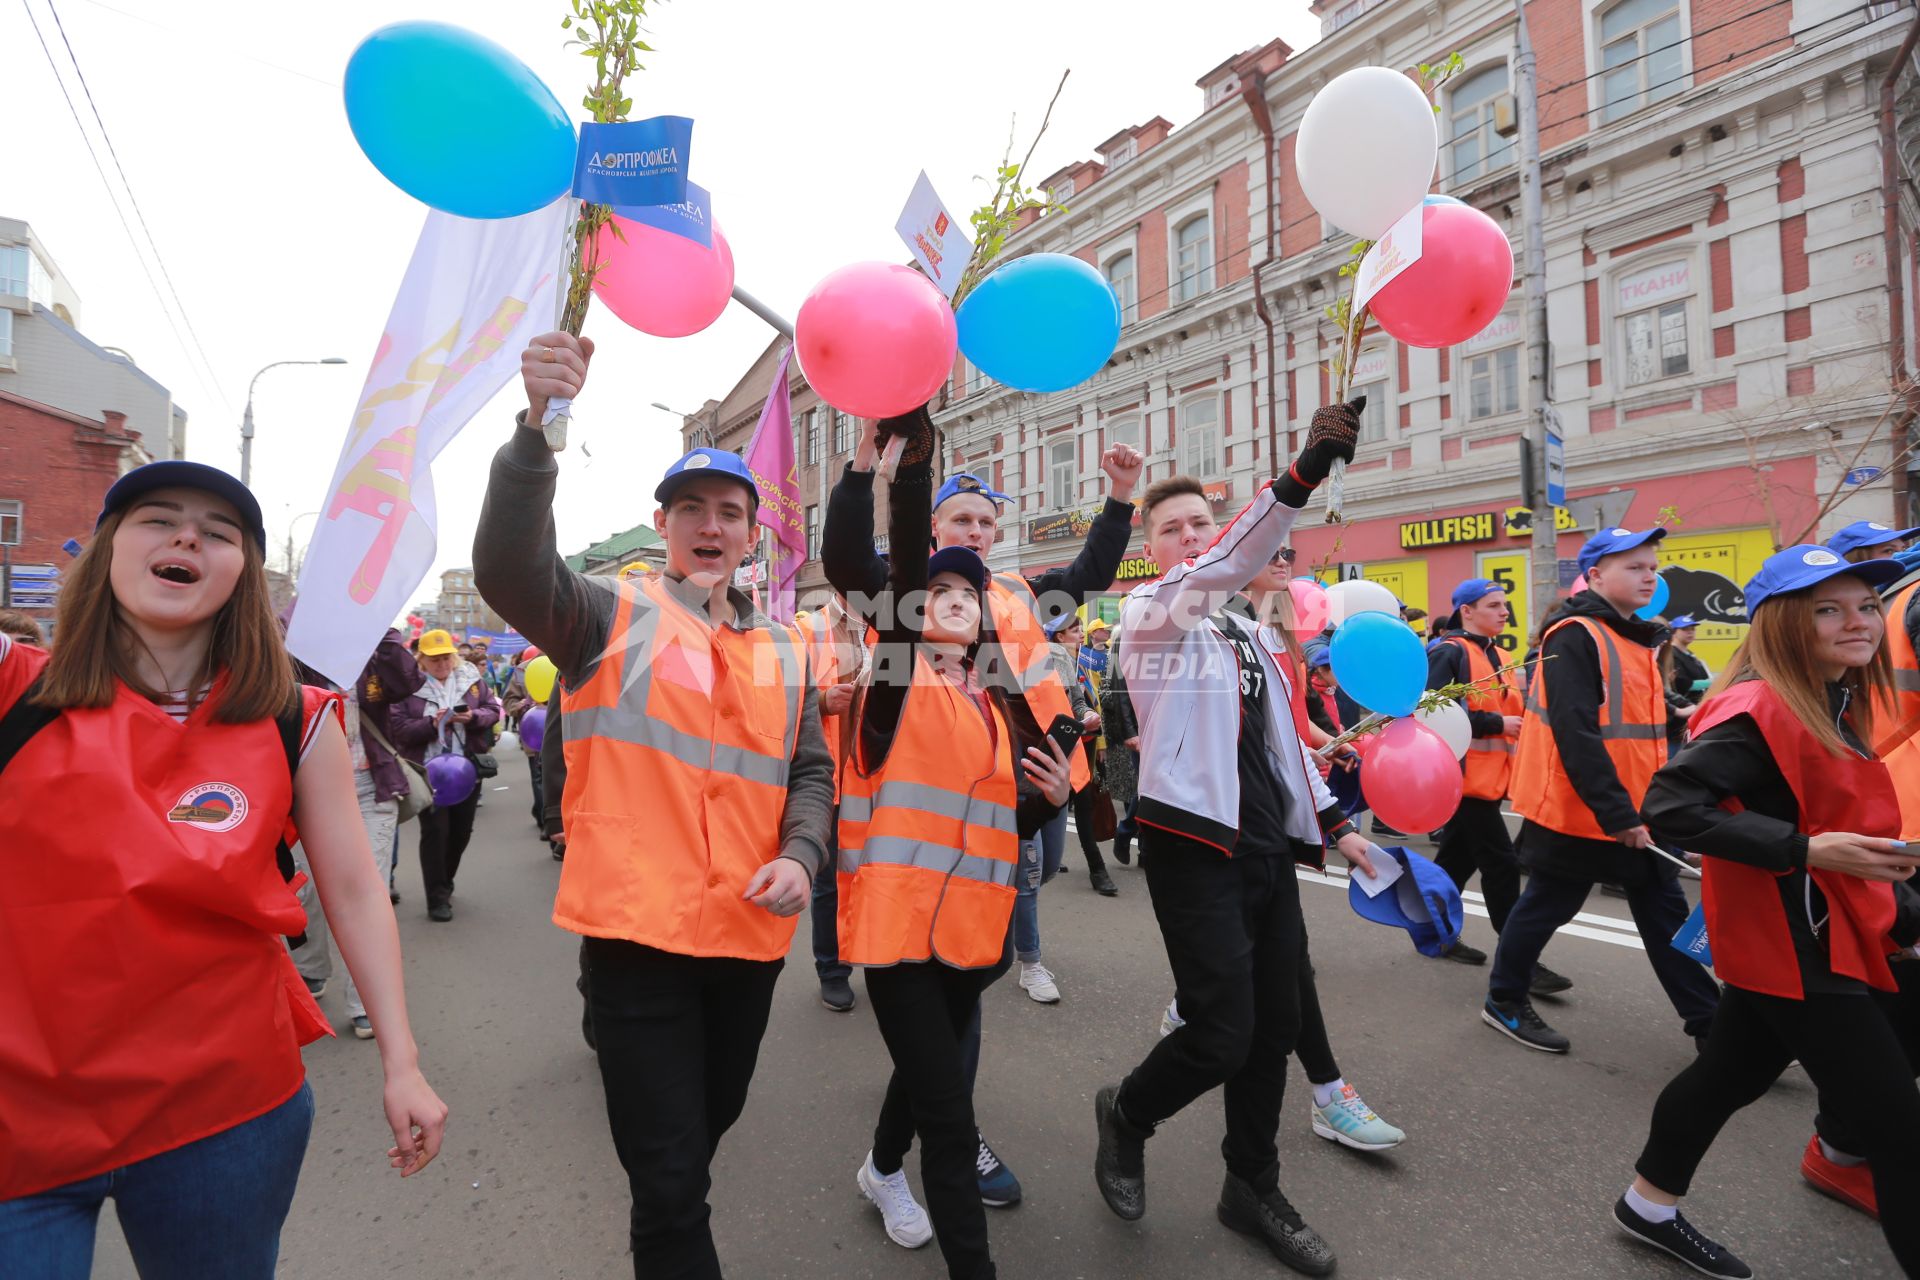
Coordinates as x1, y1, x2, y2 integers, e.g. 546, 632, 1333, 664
0, 1080, 314, 1280
811, 831, 849, 983
1013, 808, 1068, 963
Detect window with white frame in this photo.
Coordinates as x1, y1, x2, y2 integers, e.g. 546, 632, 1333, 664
1207, 76, 1241, 108
1054, 176, 1076, 200
1049, 440, 1076, 509
1105, 252, 1137, 324
1624, 299, 1690, 385
1105, 138, 1137, 169
1173, 216, 1213, 303
834, 411, 855, 454
1352, 382, 1389, 443
1599, 0, 1682, 123
1449, 64, 1514, 183
0, 500, 19, 545
1180, 400, 1222, 478
967, 358, 986, 394
1467, 345, 1523, 420
0, 309, 12, 359
806, 504, 820, 560
804, 409, 820, 465
0, 246, 28, 297
1107, 415, 1141, 453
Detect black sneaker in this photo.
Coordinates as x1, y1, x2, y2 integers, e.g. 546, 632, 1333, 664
1113, 839, 1132, 866
1482, 995, 1569, 1053
820, 975, 856, 1013
428, 902, 453, 923
1444, 940, 1488, 965
1530, 963, 1574, 997
1612, 1197, 1753, 1278
1093, 1085, 1146, 1220
1217, 1173, 1336, 1276
1089, 867, 1119, 896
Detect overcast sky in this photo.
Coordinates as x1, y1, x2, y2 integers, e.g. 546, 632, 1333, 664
10, 0, 1322, 614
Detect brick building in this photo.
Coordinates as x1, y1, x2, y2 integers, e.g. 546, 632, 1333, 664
926, 0, 1919, 673
0, 390, 151, 636
434, 566, 507, 640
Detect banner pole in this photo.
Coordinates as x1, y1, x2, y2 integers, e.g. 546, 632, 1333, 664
731, 285, 794, 339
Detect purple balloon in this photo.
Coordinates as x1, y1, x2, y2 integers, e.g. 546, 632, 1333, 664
519, 706, 547, 754
426, 754, 478, 808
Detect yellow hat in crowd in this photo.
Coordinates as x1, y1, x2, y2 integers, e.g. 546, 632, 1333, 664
417, 628, 458, 656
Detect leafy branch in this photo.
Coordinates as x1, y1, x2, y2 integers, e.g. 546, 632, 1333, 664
557, 0, 654, 338
952, 69, 1071, 309
1314, 654, 1551, 759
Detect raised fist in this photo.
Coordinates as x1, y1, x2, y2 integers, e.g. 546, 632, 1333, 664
875, 403, 938, 471
1293, 395, 1365, 488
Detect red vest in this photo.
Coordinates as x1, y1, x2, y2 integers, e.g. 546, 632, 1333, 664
1693, 681, 1903, 1000
0, 645, 337, 1199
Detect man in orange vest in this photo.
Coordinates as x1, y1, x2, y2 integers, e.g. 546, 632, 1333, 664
1424, 578, 1568, 995
1483, 527, 1720, 1055
475, 332, 836, 1279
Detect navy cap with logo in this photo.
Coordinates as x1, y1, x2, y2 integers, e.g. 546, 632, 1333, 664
654, 448, 760, 508
1576, 526, 1667, 577
97, 461, 267, 552
1450, 577, 1501, 609
934, 472, 1013, 513
1745, 544, 1905, 612
926, 545, 989, 595
1827, 520, 1920, 557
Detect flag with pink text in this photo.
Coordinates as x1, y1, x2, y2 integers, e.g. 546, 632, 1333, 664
288, 200, 569, 688
742, 346, 805, 622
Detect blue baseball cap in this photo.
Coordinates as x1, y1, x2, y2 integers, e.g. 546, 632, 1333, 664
935, 472, 1013, 513
97, 460, 266, 551
1450, 578, 1502, 609
1667, 614, 1698, 629
1346, 845, 1464, 958
1303, 639, 1333, 669
1745, 544, 1906, 612
1827, 520, 1920, 557
926, 545, 989, 595
1577, 526, 1667, 577
654, 448, 759, 507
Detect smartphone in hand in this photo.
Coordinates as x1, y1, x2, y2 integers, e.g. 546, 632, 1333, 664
1045, 713, 1084, 759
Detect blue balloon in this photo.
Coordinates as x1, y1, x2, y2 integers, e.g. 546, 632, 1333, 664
1329, 611, 1427, 717
956, 254, 1122, 393
345, 22, 576, 219
1635, 571, 1673, 620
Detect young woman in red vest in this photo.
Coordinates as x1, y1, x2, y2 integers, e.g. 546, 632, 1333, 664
1619, 545, 1920, 1279
0, 462, 447, 1278
832, 414, 1073, 1280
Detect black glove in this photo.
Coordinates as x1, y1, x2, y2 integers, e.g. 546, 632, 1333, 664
875, 403, 938, 472
1274, 395, 1364, 508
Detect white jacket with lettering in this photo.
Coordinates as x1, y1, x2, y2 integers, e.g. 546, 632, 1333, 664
1117, 484, 1338, 855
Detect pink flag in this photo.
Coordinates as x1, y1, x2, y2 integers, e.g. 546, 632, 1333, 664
743, 347, 806, 622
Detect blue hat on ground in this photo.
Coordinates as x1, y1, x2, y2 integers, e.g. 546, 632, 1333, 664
935, 472, 1013, 513
926, 545, 989, 595
654, 448, 759, 507
1667, 614, 1698, 629
1745, 544, 1905, 612
1827, 520, 1920, 557
1450, 577, 1501, 609
1347, 845, 1463, 958
1576, 525, 1667, 577
97, 460, 266, 552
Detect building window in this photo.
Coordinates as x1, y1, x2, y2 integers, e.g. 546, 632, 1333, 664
1180, 400, 1221, 478
0, 309, 12, 359
1173, 216, 1213, 303
1599, 0, 1683, 123
806, 504, 820, 560
833, 411, 855, 455
1624, 299, 1690, 385
1053, 176, 1076, 200
1049, 440, 1076, 510
1206, 76, 1240, 108
967, 358, 987, 394
1352, 382, 1389, 444
1107, 416, 1141, 453
1467, 346, 1523, 420
1104, 252, 1137, 325
1449, 64, 1514, 183
0, 246, 28, 297
804, 410, 820, 465
1105, 138, 1137, 169
0, 499, 20, 545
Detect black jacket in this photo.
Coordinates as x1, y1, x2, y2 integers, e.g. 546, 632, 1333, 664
1425, 628, 1513, 740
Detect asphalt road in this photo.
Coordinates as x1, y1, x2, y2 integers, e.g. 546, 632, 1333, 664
92, 769, 1901, 1279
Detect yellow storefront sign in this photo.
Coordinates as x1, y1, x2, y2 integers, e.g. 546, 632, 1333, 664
1656, 527, 1773, 672
1342, 557, 1432, 619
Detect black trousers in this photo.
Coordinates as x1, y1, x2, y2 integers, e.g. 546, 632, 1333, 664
1488, 864, 1720, 1037
1636, 982, 1920, 1272
868, 955, 1009, 1280
1070, 742, 1108, 873
1819, 960, 1920, 1156
1433, 795, 1521, 932
584, 939, 783, 1280
1293, 917, 1340, 1087
1119, 828, 1304, 1194
416, 788, 480, 909
527, 752, 546, 834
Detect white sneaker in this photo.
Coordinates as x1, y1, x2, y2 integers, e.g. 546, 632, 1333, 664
1159, 998, 1184, 1038
857, 1151, 932, 1248
1019, 962, 1061, 1003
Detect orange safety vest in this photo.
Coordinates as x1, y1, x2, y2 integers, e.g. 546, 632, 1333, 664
837, 654, 1020, 968
1443, 635, 1524, 801
800, 609, 871, 801
1875, 581, 1920, 840
556, 575, 811, 962
1509, 614, 1667, 840
984, 573, 1091, 792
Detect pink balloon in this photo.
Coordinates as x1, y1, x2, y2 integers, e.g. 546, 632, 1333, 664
1360, 719, 1463, 832
1571, 573, 1589, 594
1368, 203, 1514, 349
592, 216, 735, 338
1288, 579, 1330, 636
795, 262, 957, 420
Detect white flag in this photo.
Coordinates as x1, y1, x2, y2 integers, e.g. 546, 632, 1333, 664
288, 200, 570, 688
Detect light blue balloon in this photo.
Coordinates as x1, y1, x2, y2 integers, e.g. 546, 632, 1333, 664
1329, 611, 1427, 717
1635, 572, 1673, 620
956, 254, 1123, 393
345, 22, 577, 219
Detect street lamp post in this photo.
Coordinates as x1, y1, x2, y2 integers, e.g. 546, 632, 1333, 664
652, 400, 720, 449
240, 358, 349, 486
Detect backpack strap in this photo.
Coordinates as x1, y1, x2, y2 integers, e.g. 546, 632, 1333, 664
274, 692, 308, 947
0, 675, 58, 779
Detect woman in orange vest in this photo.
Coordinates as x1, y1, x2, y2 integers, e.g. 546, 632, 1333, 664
0, 461, 447, 1276
1616, 545, 1920, 1279
834, 412, 1073, 1280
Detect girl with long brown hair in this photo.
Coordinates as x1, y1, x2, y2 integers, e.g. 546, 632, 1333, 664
0, 462, 446, 1277
1618, 545, 1919, 1278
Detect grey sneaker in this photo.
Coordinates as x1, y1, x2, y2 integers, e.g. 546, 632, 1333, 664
351, 1015, 374, 1040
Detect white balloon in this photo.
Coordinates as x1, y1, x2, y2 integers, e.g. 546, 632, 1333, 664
1415, 700, 1472, 761
1296, 66, 1440, 240
496, 730, 520, 754
1326, 578, 1402, 625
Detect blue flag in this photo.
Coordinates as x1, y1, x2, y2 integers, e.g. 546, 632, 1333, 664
616, 180, 712, 248
573, 117, 692, 207
1671, 900, 1712, 968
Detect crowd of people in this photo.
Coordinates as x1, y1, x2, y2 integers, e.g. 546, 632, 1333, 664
2, 329, 1919, 1280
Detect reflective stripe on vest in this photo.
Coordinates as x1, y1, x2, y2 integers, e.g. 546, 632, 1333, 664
1446, 635, 1522, 800
983, 574, 1091, 791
